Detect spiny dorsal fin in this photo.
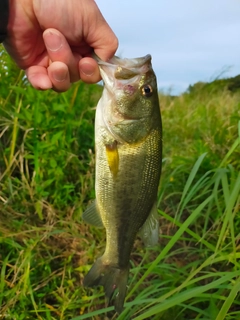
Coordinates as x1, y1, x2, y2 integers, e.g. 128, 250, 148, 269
82, 200, 104, 228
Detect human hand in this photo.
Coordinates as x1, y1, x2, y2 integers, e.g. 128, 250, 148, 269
4, 0, 118, 91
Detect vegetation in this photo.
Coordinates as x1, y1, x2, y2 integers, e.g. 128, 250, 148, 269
0, 46, 240, 319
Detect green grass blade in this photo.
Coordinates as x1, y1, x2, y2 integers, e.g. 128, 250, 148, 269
177, 153, 207, 216
127, 194, 213, 299
134, 271, 240, 320
160, 209, 215, 251
215, 276, 240, 320
216, 171, 240, 251
219, 122, 240, 168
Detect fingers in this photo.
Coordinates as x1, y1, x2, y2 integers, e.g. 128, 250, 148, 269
27, 59, 100, 91
79, 57, 101, 83
25, 27, 109, 91
26, 66, 53, 90
26, 62, 72, 91
43, 29, 80, 83
82, 0, 118, 62
93, 34, 118, 62
47, 62, 71, 92
43, 29, 101, 88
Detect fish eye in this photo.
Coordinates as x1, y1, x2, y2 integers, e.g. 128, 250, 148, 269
141, 84, 153, 97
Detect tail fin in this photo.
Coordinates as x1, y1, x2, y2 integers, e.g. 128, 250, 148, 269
83, 257, 129, 314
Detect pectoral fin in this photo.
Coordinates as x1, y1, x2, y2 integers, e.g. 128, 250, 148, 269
138, 202, 159, 247
105, 140, 119, 177
82, 200, 104, 228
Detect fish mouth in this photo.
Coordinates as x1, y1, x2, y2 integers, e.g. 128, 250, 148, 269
93, 53, 152, 88
94, 54, 152, 69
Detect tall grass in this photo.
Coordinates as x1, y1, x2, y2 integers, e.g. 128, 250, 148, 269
0, 46, 240, 319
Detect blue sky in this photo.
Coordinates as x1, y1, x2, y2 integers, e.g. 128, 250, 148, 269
96, 0, 240, 95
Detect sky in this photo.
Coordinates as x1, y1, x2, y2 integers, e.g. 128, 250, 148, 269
95, 0, 240, 95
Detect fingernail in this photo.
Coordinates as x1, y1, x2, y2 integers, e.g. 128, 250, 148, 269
53, 69, 68, 82
81, 63, 94, 76
45, 31, 62, 51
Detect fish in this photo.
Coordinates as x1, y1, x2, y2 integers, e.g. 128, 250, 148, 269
82, 54, 162, 313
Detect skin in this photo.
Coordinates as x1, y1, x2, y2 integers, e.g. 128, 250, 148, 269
3, 0, 118, 91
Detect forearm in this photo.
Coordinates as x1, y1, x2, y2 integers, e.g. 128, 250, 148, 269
0, 0, 9, 42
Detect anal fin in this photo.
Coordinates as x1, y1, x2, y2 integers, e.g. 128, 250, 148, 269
138, 201, 159, 247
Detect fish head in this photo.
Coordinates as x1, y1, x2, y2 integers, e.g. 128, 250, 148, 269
96, 54, 160, 144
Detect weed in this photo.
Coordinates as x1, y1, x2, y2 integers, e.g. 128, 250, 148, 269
0, 46, 240, 319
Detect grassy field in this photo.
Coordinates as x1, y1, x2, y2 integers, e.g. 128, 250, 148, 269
0, 47, 240, 320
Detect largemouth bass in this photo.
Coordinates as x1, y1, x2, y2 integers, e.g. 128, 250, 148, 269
83, 54, 162, 313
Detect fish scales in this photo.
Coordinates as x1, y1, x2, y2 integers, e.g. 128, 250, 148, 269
97, 128, 161, 267
82, 54, 162, 314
